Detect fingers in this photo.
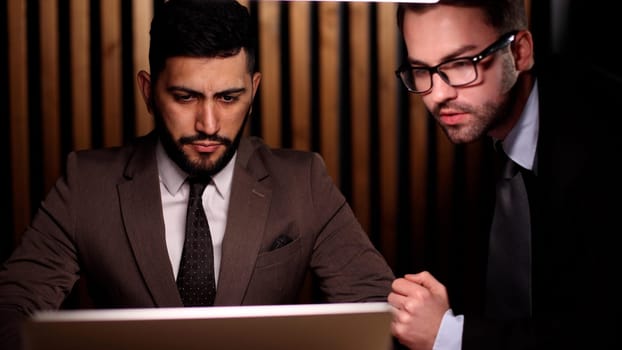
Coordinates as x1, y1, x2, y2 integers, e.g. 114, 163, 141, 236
388, 271, 451, 350
389, 271, 448, 307
404, 270, 436, 287
391, 277, 415, 296
388, 280, 428, 315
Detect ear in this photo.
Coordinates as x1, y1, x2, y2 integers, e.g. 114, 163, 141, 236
251, 71, 262, 98
137, 71, 153, 114
248, 72, 262, 115
512, 30, 535, 71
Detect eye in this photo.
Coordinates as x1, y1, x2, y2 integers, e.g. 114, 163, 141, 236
218, 93, 241, 104
411, 68, 429, 79
442, 58, 472, 70
173, 93, 196, 103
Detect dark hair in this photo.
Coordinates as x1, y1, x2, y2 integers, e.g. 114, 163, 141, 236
396, 0, 528, 35
148, 0, 256, 83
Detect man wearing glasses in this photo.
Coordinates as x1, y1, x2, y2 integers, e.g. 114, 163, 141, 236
389, 1, 620, 349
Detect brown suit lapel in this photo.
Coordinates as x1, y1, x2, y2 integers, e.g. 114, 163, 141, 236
215, 138, 272, 305
118, 133, 183, 307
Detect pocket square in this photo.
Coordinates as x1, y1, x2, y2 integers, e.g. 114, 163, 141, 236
270, 235, 293, 250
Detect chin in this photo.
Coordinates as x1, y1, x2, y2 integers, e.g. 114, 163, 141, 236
445, 131, 475, 145
189, 154, 218, 172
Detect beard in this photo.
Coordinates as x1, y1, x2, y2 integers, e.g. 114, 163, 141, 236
433, 53, 518, 144
434, 96, 513, 144
152, 102, 249, 178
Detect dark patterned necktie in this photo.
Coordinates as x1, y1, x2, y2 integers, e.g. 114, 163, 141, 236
176, 177, 216, 306
485, 145, 531, 319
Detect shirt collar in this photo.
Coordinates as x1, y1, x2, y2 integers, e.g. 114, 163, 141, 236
501, 80, 539, 172
156, 140, 236, 199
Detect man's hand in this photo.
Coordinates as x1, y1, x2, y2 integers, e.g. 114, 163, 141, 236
388, 271, 450, 350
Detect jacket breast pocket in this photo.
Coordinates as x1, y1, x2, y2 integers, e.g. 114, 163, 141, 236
254, 236, 302, 269
246, 237, 307, 303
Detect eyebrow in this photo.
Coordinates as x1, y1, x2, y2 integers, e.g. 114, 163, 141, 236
408, 43, 479, 67
216, 87, 247, 96
166, 85, 247, 97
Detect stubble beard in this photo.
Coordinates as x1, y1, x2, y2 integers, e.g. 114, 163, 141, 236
153, 102, 249, 178
437, 53, 518, 144
437, 100, 502, 144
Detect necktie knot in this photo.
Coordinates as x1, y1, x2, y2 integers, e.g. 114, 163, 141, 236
188, 176, 210, 194
494, 142, 520, 180
499, 151, 521, 180
187, 177, 210, 210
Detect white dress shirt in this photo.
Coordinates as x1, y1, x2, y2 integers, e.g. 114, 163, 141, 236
156, 141, 235, 286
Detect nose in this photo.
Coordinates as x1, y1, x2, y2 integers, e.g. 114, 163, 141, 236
427, 72, 457, 104
196, 101, 219, 135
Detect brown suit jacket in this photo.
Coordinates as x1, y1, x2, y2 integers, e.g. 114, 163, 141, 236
0, 132, 394, 349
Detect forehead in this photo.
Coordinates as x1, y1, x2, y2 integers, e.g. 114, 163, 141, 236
402, 5, 499, 65
157, 51, 250, 90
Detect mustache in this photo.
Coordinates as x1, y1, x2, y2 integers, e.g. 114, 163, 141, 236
433, 101, 474, 116
179, 132, 232, 146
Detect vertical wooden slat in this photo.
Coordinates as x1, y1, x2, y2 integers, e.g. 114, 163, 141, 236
318, 1, 340, 184
289, 0, 311, 151
377, 2, 398, 266
70, 0, 91, 150
349, 2, 371, 233
8, 0, 30, 240
133, 0, 153, 136
258, 1, 282, 147
100, 0, 123, 146
40, 0, 61, 191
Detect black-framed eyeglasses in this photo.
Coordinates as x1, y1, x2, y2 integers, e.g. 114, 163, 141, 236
395, 31, 519, 94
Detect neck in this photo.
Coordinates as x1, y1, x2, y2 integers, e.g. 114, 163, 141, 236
488, 71, 535, 141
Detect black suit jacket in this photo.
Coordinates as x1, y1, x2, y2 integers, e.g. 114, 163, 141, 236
446, 56, 622, 349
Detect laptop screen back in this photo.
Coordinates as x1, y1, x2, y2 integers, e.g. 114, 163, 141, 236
22, 302, 393, 350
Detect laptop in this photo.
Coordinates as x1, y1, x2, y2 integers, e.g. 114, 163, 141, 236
22, 302, 393, 350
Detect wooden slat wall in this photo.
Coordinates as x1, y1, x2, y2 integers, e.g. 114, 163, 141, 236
100, 0, 123, 146
289, 1, 312, 151
349, 2, 371, 234
2, 0, 536, 278
258, 0, 282, 147
317, 1, 340, 185
70, 0, 92, 150
40, 0, 61, 191
7, 0, 30, 246
376, 2, 399, 265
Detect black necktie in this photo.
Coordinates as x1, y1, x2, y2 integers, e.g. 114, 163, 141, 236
176, 177, 216, 306
485, 146, 531, 319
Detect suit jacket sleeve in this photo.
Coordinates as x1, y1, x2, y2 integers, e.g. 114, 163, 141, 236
305, 152, 394, 302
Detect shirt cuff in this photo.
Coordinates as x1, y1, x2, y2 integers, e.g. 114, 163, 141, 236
433, 308, 463, 350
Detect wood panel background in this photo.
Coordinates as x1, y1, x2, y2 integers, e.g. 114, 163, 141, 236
2, 0, 553, 294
